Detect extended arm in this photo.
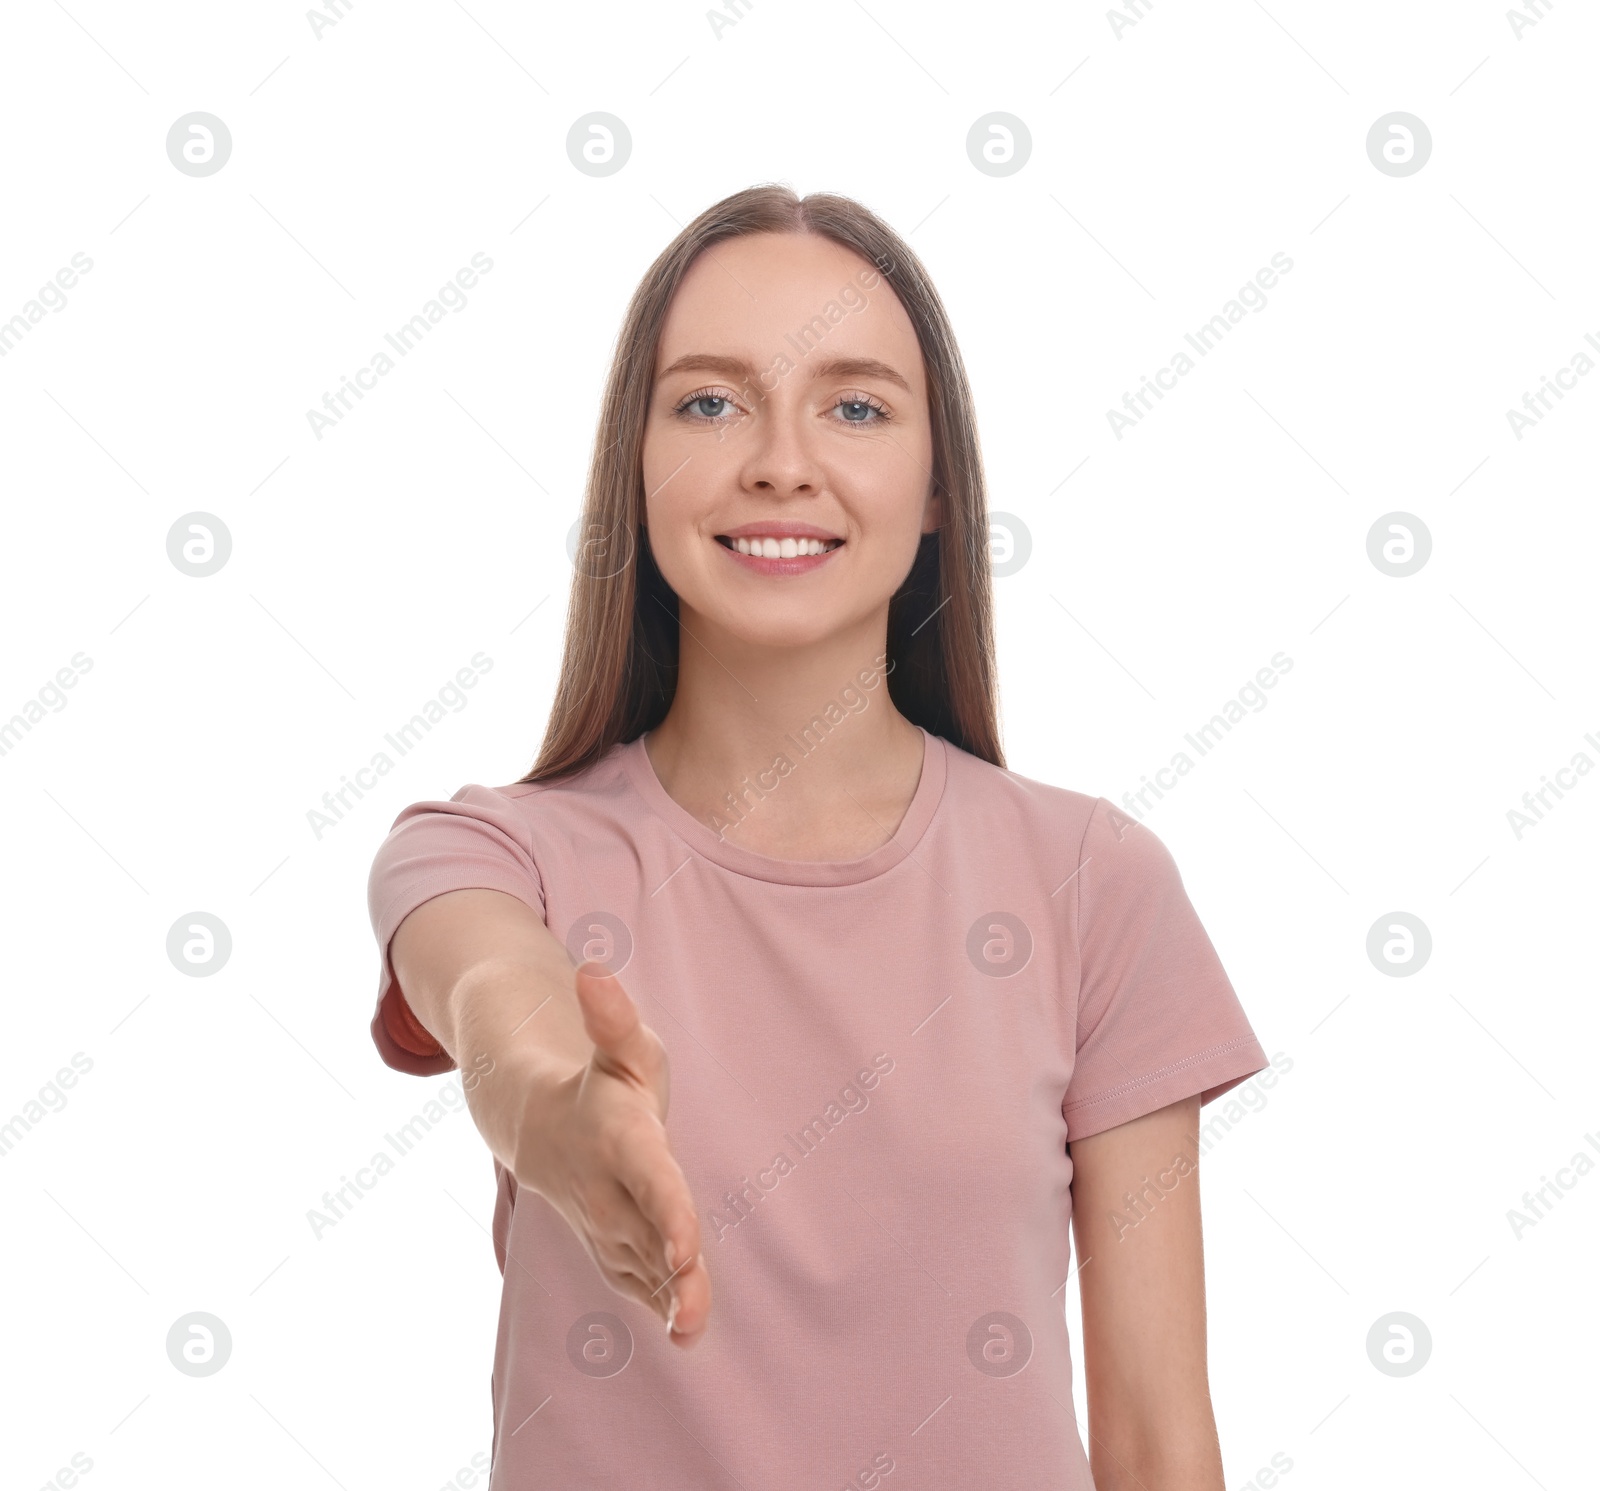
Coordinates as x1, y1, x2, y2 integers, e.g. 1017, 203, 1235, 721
389, 885, 596, 1172
388, 887, 710, 1342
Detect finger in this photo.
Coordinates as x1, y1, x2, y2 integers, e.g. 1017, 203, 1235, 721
576, 1116, 705, 1335
585, 1219, 693, 1334
611, 1120, 700, 1281
612, 1135, 706, 1335
595, 1255, 673, 1322
568, 1195, 670, 1321
665, 1251, 711, 1347
581, 1174, 676, 1303
597, 1236, 671, 1316
605, 1239, 704, 1340
573, 963, 658, 1082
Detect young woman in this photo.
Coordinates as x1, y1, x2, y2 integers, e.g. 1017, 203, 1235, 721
367, 183, 1269, 1490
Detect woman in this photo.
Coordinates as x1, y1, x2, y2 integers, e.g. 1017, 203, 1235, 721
367, 183, 1269, 1490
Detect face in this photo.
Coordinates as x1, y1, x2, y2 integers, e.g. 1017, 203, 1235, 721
641, 231, 939, 651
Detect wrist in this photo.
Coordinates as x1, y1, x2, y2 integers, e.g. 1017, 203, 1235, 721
463, 1032, 584, 1175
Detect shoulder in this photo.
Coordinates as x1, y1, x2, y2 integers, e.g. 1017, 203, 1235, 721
937, 733, 1102, 841
384, 743, 633, 839
937, 734, 1179, 880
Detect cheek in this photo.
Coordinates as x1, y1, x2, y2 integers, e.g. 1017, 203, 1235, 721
640, 461, 708, 594
642, 420, 716, 505
859, 424, 931, 496
859, 451, 933, 541
640, 424, 669, 497
646, 494, 695, 562
642, 440, 698, 527
640, 432, 682, 526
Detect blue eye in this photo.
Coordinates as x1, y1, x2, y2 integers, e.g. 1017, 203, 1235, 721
670, 388, 892, 427
831, 391, 891, 425
673, 388, 742, 424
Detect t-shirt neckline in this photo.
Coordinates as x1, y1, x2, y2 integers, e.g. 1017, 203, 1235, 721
618, 725, 948, 887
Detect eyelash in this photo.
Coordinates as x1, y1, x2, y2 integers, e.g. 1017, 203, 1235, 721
671, 386, 893, 428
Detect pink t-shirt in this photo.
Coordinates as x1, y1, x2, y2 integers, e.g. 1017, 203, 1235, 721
366, 726, 1268, 1490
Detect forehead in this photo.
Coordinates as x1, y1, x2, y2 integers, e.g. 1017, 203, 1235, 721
655, 231, 923, 383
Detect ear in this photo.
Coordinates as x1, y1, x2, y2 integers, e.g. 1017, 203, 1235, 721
920, 485, 944, 534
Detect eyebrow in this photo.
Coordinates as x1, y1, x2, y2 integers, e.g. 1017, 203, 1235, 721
656, 352, 912, 395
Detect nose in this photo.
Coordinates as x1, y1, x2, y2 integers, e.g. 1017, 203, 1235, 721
736, 395, 824, 499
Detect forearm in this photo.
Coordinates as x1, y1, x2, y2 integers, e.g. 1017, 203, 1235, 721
390, 889, 595, 1173
1070, 1096, 1226, 1491
1075, 1197, 1223, 1491
448, 960, 592, 1173
1083, 1378, 1225, 1491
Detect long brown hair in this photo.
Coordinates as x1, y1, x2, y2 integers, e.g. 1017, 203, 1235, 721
521, 182, 1002, 783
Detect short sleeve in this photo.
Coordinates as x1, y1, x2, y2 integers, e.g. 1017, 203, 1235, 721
1061, 797, 1268, 1142
366, 784, 547, 1076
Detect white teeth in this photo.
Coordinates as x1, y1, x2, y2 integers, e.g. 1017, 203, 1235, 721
729, 536, 838, 556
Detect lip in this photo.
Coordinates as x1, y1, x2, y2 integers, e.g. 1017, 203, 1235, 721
715, 530, 843, 577
717, 520, 844, 542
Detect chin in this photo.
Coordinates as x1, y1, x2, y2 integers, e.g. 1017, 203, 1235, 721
699, 601, 852, 651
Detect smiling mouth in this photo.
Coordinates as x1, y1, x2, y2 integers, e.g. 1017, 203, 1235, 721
715, 535, 845, 558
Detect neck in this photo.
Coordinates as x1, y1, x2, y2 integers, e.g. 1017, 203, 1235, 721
643, 606, 923, 851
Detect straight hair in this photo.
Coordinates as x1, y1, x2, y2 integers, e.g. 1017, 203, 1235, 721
522, 182, 1002, 783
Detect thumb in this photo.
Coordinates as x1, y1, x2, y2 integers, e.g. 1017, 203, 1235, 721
573, 961, 656, 1080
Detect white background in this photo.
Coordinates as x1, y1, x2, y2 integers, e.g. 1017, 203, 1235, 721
2, 1, 1595, 1488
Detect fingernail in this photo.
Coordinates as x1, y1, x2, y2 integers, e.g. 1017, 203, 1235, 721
665, 1239, 678, 1270
666, 1293, 679, 1335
